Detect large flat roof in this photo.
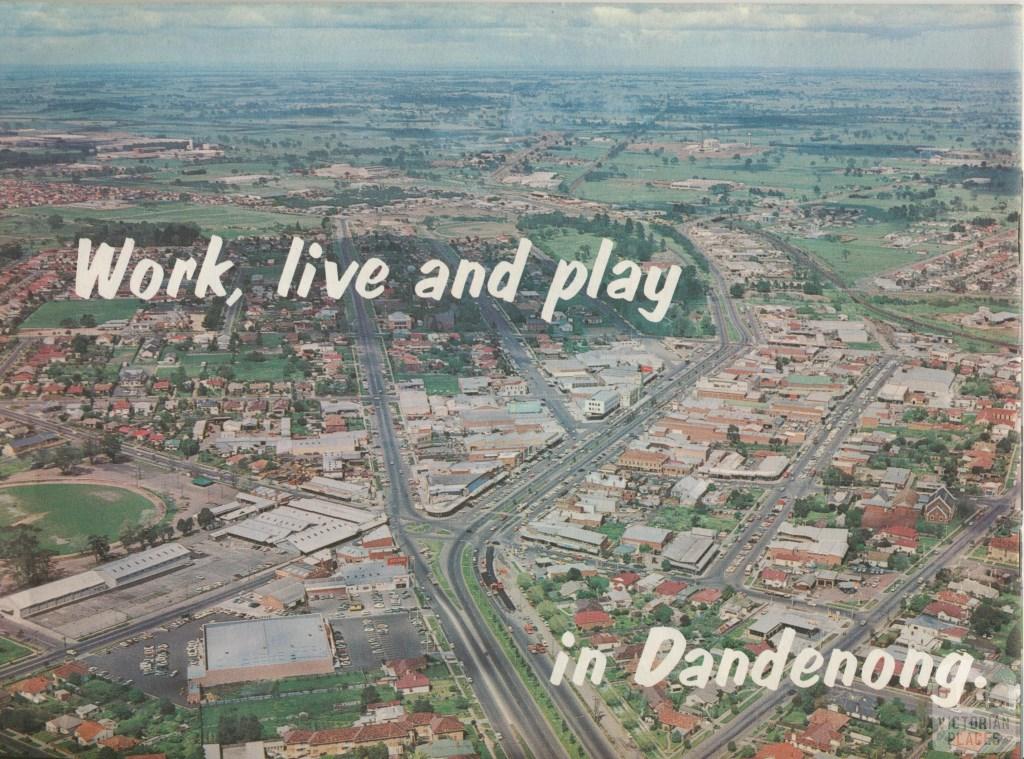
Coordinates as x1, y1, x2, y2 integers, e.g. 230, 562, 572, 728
100, 543, 190, 583
0, 570, 108, 612
204, 614, 332, 671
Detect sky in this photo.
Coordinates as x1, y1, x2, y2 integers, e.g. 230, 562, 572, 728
1, 3, 1020, 72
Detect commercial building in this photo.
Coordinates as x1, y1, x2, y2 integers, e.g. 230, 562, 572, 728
583, 389, 620, 419
256, 578, 307, 611
305, 559, 410, 598
621, 524, 673, 552
196, 614, 335, 687
748, 611, 821, 641
521, 521, 610, 555
661, 529, 719, 574
768, 523, 849, 568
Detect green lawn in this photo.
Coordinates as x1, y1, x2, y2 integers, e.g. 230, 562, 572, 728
20, 298, 142, 330
156, 352, 304, 382
397, 373, 460, 396
200, 680, 397, 741
0, 635, 32, 665
0, 483, 157, 554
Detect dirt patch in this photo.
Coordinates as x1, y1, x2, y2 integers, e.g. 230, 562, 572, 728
11, 512, 46, 527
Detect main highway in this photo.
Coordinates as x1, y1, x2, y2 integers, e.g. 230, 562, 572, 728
335, 218, 570, 759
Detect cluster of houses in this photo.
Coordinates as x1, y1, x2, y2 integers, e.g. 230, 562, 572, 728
873, 225, 1019, 295
7, 661, 166, 758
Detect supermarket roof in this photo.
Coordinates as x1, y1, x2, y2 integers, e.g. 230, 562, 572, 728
203, 614, 332, 671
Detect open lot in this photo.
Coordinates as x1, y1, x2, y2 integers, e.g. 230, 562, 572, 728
19, 298, 141, 330
0, 635, 32, 665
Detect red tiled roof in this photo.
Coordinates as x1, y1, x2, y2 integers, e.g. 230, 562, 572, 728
75, 721, 107, 741
924, 601, 968, 620
613, 571, 640, 586
51, 661, 88, 680
689, 588, 722, 605
655, 580, 688, 596
655, 703, 701, 732
395, 671, 430, 690
99, 735, 139, 750
430, 715, 465, 735
574, 610, 612, 628
990, 534, 1020, 552
12, 675, 49, 695
754, 743, 804, 759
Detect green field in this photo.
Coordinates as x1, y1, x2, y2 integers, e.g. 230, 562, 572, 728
0, 636, 32, 665
787, 228, 933, 284
156, 352, 305, 382
0, 483, 157, 554
19, 298, 142, 330
11, 202, 321, 240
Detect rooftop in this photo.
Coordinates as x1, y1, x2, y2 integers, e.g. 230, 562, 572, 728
204, 614, 332, 671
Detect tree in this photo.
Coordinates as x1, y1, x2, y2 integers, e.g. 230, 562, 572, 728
360, 685, 380, 708
177, 516, 195, 535
822, 466, 852, 487
197, 507, 215, 529
651, 604, 673, 624
971, 600, 1010, 638
877, 699, 907, 729
0, 525, 56, 587
158, 697, 176, 716
1005, 622, 1021, 658
119, 524, 141, 551
100, 432, 122, 461
792, 497, 815, 519
82, 438, 100, 463
888, 553, 911, 571
728, 283, 745, 298
726, 424, 740, 446
86, 534, 111, 562
53, 444, 81, 475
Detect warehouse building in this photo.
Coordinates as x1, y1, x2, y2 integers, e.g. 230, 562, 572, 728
196, 614, 335, 687
661, 529, 719, 574
0, 543, 192, 618
521, 521, 610, 555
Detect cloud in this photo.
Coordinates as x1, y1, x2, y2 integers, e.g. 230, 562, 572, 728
0, 3, 1018, 69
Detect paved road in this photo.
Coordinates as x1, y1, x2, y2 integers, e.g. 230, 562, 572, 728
336, 218, 570, 759
708, 355, 899, 586
410, 248, 756, 759
426, 238, 581, 436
